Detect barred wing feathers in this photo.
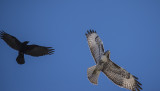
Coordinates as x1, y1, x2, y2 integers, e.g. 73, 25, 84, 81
102, 59, 142, 91
85, 30, 104, 63
85, 30, 142, 91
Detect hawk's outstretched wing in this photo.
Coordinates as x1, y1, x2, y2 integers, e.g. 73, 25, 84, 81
0, 31, 21, 51
85, 30, 142, 91
102, 59, 142, 91
24, 45, 54, 56
85, 30, 104, 63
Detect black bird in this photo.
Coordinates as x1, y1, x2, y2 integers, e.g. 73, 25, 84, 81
0, 31, 54, 64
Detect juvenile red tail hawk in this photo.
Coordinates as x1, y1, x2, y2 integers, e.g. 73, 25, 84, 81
85, 30, 142, 91
0, 31, 54, 64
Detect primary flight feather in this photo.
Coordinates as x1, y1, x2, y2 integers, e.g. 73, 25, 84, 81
0, 31, 54, 64
85, 30, 142, 91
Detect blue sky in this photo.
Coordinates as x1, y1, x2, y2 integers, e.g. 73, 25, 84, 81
0, 0, 160, 91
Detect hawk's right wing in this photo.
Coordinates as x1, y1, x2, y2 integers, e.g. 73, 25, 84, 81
102, 59, 142, 91
0, 31, 21, 51
85, 30, 104, 64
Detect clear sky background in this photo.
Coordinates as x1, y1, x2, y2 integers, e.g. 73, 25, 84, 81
0, 0, 160, 91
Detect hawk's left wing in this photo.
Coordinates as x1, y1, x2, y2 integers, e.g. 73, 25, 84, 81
24, 45, 54, 57
85, 30, 104, 64
102, 59, 142, 91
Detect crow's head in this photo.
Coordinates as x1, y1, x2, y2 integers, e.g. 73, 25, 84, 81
23, 41, 29, 45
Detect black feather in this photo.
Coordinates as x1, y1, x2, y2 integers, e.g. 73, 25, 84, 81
137, 84, 142, 90
133, 75, 138, 80
0, 31, 5, 38
0, 31, 54, 64
136, 80, 142, 86
135, 87, 140, 91
86, 29, 97, 36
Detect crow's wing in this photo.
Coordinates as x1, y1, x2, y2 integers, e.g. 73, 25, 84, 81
24, 45, 54, 56
102, 59, 142, 91
0, 31, 21, 51
86, 30, 104, 64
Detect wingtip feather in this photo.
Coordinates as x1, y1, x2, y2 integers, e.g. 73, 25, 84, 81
0, 30, 5, 38
47, 47, 55, 55
133, 75, 138, 80
85, 29, 97, 37
134, 79, 142, 91
136, 80, 142, 86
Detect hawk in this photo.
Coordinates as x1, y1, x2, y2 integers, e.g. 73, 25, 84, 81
0, 31, 54, 64
85, 30, 142, 91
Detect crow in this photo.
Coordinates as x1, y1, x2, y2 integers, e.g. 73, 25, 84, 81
0, 31, 54, 64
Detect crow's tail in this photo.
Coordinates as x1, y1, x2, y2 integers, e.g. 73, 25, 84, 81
16, 52, 25, 64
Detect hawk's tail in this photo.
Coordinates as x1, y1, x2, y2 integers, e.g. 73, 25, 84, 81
87, 65, 100, 84
16, 52, 25, 64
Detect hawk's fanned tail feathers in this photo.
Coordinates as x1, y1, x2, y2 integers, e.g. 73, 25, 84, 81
85, 30, 142, 91
87, 65, 100, 84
